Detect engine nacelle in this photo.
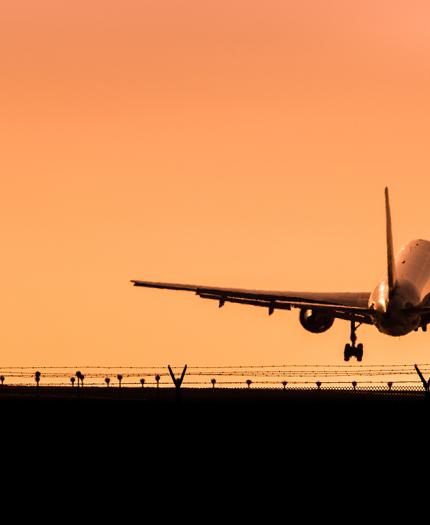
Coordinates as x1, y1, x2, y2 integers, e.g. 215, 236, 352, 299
299, 308, 335, 334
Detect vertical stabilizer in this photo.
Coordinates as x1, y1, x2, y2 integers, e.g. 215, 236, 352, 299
385, 187, 397, 293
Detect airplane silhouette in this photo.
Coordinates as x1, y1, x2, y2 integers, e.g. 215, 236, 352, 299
132, 188, 430, 361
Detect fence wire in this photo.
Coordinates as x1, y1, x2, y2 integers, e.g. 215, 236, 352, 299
0, 364, 428, 390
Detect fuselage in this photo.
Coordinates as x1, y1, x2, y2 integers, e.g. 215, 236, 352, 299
369, 239, 430, 336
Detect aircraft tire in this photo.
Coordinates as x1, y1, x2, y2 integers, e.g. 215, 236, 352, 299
344, 344, 351, 362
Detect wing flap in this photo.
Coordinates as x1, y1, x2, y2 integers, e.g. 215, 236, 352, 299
198, 292, 374, 323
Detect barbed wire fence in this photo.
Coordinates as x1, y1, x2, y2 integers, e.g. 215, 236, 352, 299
0, 363, 429, 391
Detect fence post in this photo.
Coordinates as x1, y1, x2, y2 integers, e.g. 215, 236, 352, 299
414, 365, 430, 399
168, 365, 187, 403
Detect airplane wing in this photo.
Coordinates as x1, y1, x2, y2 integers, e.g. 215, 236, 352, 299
131, 280, 374, 325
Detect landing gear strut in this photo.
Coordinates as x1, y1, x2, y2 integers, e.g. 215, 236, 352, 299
344, 321, 363, 362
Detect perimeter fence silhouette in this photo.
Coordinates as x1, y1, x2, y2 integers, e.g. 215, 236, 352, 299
0, 364, 429, 398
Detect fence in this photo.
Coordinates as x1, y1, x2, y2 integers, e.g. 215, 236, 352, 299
0, 363, 429, 392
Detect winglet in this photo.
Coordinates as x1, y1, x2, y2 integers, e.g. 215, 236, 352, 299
385, 187, 397, 293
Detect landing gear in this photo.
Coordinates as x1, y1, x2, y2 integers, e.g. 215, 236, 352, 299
343, 322, 364, 362
344, 343, 363, 362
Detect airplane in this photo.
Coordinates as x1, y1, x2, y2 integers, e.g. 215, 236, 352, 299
131, 188, 430, 361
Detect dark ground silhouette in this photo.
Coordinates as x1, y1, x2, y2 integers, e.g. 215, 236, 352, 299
0, 384, 428, 430
2, 384, 429, 479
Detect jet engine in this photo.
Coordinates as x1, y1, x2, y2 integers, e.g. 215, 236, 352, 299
299, 308, 335, 333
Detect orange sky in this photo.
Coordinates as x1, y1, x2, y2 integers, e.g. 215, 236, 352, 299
2, 0, 430, 367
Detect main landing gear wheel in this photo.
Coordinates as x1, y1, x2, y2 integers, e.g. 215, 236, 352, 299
344, 344, 352, 362
356, 343, 363, 362
343, 343, 364, 362
343, 322, 364, 362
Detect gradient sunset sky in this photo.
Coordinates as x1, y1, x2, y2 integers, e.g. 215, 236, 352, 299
2, 0, 430, 367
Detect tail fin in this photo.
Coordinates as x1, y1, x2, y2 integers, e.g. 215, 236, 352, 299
385, 187, 397, 293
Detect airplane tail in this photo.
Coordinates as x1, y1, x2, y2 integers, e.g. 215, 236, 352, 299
385, 187, 397, 295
